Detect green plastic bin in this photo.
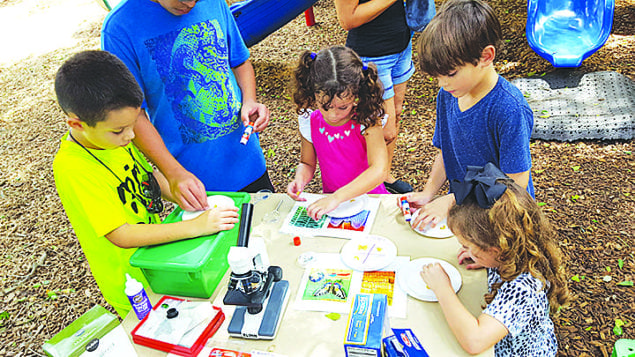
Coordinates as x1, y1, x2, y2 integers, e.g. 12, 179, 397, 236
129, 192, 251, 298
613, 339, 635, 357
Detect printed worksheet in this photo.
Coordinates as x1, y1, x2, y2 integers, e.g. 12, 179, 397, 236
293, 253, 408, 317
280, 193, 380, 239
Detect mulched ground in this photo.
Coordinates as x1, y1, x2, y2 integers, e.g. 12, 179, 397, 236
0, 0, 633, 355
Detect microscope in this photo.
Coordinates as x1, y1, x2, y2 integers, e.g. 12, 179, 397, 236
223, 203, 290, 339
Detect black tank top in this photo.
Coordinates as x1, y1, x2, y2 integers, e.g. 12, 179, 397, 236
345, 0, 411, 57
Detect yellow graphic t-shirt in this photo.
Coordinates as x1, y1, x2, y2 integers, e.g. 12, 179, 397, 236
53, 134, 160, 317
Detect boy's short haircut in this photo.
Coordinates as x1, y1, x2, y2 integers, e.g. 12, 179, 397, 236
417, 0, 502, 76
54, 50, 143, 127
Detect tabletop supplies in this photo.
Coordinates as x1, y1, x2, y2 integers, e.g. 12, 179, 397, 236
131, 296, 224, 357
344, 293, 388, 357
43, 305, 135, 357
129, 192, 251, 298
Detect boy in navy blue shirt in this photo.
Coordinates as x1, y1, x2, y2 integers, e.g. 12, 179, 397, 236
405, 0, 534, 254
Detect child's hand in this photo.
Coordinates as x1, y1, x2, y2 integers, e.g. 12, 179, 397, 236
458, 247, 485, 270
286, 181, 307, 201
306, 196, 340, 221
420, 262, 452, 293
195, 206, 239, 235
242, 101, 270, 133
411, 194, 454, 230
399, 192, 433, 211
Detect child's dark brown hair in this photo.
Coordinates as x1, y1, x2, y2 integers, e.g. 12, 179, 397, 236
417, 0, 502, 76
448, 180, 570, 313
292, 45, 384, 130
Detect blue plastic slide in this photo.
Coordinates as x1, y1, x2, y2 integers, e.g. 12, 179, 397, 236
230, 0, 319, 47
525, 0, 615, 67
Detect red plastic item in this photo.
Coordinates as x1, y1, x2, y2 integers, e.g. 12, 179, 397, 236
131, 296, 225, 357
210, 348, 252, 357
293, 236, 301, 246
304, 7, 316, 27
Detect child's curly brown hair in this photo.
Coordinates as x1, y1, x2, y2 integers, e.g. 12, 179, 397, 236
448, 180, 570, 313
292, 45, 385, 131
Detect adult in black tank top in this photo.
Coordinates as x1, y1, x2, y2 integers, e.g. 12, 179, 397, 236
335, 0, 415, 194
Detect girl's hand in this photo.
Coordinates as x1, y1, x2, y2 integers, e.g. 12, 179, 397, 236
286, 180, 307, 201
420, 262, 452, 293
458, 247, 485, 270
411, 194, 454, 230
306, 196, 341, 220
195, 206, 239, 235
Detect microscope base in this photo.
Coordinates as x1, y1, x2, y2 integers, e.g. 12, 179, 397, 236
228, 280, 289, 339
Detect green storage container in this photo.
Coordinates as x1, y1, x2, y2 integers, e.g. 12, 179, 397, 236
130, 192, 251, 298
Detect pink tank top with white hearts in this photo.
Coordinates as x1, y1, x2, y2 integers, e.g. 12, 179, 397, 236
309, 110, 389, 194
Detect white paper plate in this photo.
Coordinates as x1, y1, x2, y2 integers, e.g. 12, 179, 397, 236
181, 195, 235, 221
327, 195, 368, 218
397, 258, 462, 301
410, 210, 454, 239
340, 235, 397, 271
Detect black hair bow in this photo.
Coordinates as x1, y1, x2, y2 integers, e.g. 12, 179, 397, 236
450, 163, 509, 208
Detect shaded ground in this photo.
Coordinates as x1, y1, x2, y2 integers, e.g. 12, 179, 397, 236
0, 0, 633, 355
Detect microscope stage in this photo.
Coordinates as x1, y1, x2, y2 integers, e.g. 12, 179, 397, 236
228, 280, 290, 339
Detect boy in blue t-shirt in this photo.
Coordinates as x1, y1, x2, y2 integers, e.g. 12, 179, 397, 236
101, 0, 274, 208
405, 0, 534, 251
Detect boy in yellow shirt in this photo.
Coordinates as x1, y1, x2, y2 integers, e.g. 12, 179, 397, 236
53, 50, 239, 317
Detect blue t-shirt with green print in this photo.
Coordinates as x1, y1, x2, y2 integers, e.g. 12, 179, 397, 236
102, 0, 266, 191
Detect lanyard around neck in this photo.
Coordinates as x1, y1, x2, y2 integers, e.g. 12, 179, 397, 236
67, 132, 154, 208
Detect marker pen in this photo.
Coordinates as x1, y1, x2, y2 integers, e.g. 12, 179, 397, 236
240, 121, 255, 145
400, 195, 412, 222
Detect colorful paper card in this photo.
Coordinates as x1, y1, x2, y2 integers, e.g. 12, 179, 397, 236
280, 193, 380, 239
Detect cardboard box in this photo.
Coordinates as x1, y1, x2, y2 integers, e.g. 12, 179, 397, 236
129, 192, 250, 298
383, 328, 429, 357
42, 305, 136, 357
344, 293, 388, 357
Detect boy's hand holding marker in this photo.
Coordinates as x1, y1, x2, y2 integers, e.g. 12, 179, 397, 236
240, 121, 255, 145
399, 192, 452, 230
399, 195, 412, 222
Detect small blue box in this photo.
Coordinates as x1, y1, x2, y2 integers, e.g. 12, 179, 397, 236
344, 294, 388, 357
383, 328, 429, 357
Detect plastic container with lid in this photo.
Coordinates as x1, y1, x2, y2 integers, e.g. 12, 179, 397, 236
129, 192, 251, 298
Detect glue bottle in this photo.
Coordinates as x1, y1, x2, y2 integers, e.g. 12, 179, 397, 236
125, 274, 152, 320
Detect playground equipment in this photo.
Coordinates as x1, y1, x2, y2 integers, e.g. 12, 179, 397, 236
525, 0, 615, 67
95, 0, 120, 11
96, 0, 318, 48
230, 0, 319, 47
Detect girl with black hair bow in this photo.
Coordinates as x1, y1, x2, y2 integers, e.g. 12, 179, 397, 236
420, 163, 569, 356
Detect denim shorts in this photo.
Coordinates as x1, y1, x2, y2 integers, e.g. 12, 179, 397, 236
361, 40, 415, 100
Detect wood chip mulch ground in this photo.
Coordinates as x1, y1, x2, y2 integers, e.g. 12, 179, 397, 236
0, 0, 633, 355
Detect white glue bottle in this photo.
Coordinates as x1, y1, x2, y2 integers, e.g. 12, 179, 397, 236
125, 274, 152, 320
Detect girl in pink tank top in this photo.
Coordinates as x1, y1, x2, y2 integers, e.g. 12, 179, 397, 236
287, 46, 390, 220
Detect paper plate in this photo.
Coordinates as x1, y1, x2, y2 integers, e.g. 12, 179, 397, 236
410, 210, 454, 239
340, 235, 397, 271
327, 195, 368, 218
397, 258, 462, 301
181, 195, 235, 221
